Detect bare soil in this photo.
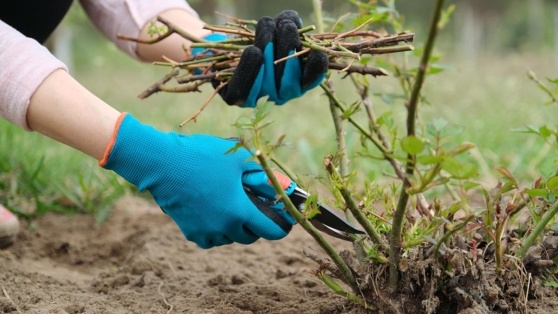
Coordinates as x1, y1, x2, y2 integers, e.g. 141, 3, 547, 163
1, 195, 558, 314
0, 196, 361, 314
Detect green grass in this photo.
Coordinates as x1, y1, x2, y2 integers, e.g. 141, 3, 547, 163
0, 120, 127, 222
1, 16, 557, 219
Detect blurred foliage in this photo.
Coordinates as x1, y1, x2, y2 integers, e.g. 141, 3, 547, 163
185, 0, 557, 56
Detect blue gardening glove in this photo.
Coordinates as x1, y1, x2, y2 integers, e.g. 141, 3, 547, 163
100, 113, 294, 249
212, 10, 329, 107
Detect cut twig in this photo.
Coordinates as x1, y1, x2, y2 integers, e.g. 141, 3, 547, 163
335, 17, 374, 39
274, 48, 311, 65
179, 82, 227, 126
118, 14, 415, 99
328, 63, 388, 76
157, 16, 207, 44
330, 12, 352, 32
138, 69, 180, 99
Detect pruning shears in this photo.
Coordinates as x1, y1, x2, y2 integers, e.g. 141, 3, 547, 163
242, 171, 365, 241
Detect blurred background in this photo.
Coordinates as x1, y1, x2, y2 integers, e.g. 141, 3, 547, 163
2, 0, 558, 218
188, 0, 558, 66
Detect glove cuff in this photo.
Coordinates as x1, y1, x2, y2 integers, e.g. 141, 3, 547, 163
99, 112, 128, 167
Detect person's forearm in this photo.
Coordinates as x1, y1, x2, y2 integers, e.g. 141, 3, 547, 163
26, 69, 121, 160
136, 8, 211, 62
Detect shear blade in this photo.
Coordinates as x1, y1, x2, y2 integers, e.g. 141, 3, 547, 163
310, 220, 355, 241
290, 188, 365, 237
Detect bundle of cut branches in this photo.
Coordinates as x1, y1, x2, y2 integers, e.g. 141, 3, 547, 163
119, 14, 415, 102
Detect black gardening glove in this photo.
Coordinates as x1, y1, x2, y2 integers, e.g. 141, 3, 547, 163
214, 10, 329, 107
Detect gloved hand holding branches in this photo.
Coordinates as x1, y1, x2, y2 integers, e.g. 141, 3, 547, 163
120, 10, 415, 107
213, 10, 328, 108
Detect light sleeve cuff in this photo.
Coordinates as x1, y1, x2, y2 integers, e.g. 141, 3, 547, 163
0, 20, 68, 130
79, 0, 199, 59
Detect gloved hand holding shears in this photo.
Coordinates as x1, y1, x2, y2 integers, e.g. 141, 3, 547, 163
102, 10, 330, 248
105, 10, 330, 249
101, 114, 362, 249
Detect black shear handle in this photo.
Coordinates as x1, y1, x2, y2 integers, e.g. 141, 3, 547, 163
244, 188, 293, 233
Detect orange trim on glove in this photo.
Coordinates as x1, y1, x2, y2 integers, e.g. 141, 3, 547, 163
98, 112, 128, 167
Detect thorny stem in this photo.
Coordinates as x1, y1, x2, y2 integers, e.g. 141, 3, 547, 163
517, 201, 558, 259
190, 42, 247, 50
343, 33, 415, 51
179, 82, 226, 126
138, 69, 179, 99
313, 0, 355, 239
328, 63, 388, 76
360, 45, 414, 55
325, 79, 349, 177
313, 30, 383, 39
270, 156, 300, 184
325, 156, 389, 252
157, 16, 208, 44
317, 272, 369, 309
312, 0, 349, 179
335, 17, 374, 39
203, 25, 254, 37
389, 0, 446, 292
255, 151, 360, 294
350, 75, 392, 151
300, 40, 360, 60
528, 70, 558, 105
157, 81, 207, 94
320, 83, 407, 180
433, 215, 475, 259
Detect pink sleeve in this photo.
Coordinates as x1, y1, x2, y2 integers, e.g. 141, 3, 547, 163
78, 0, 199, 59
0, 20, 67, 131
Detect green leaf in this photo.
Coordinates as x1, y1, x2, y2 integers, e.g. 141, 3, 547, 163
253, 100, 273, 124
463, 181, 480, 191
401, 136, 424, 155
409, 63, 455, 75
539, 125, 553, 138
224, 141, 244, 155
440, 124, 464, 137
438, 4, 456, 29
525, 188, 549, 197
547, 78, 558, 85
544, 281, 558, 288
234, 116, 253, 129
416, 155, 443, 165
342, 101, 361, 119
432, 118, 449, 132
359, 56, 372, 65
511, 125, 540, 135
496, 167, 514, 181
547, 176, 558, 191
441, 157, 461, 177
440, 159, 477, 179
303, 194, 321, 220
376, 112, 394, 129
